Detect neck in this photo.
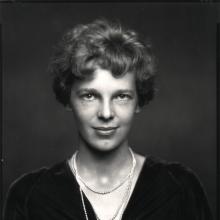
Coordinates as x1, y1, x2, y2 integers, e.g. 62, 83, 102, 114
75, 141, 132, 186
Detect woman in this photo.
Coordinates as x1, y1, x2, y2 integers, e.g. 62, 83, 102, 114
3, 19, 213, 220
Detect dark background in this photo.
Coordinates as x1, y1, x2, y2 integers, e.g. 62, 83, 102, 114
1, 3, 218, 218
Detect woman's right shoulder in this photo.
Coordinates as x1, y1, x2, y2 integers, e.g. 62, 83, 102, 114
3, 161, 70, 219
8, 167, 48, 198
3, 166, 49, 219
4, 166, 49, 212
6, 160, 69, 199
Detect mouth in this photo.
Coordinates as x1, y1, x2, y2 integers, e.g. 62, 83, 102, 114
93, 127, 118, 136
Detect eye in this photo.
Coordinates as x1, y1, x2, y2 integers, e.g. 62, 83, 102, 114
81, 93, 96, 101
115, 94, 131, 101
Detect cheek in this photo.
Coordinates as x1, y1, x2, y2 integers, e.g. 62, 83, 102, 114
72, 102, 97, 123
115, 105, 136, 123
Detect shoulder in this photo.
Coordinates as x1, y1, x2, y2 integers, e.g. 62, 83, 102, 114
6, 160, 68, 199
145, 155, 209, 197
144, 156, 213, 219
3, 161, 68, 218
6, 167, 47, 204
3, 166, 48, 219
13, 167, 46, 187
145, 155, 203, 188
165, 161, 205, 192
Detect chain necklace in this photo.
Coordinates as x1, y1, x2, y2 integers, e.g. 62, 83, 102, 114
79, 177, 132, 220
72, 147, 136, 195
69, 148, 136, 220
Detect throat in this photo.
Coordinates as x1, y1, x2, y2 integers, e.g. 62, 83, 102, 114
70, 147, 136, 193
69, 151, 146, 220
99, 176, 109, 185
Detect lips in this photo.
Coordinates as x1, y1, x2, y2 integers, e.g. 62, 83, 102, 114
94, 127, 118, 131
93, 126, 118, 136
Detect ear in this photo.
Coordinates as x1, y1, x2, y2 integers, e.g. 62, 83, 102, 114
65, 104, 72, 112
135, 105, 141, 113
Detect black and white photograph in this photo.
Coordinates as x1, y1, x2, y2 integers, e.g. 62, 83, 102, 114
1, 2, 218, 220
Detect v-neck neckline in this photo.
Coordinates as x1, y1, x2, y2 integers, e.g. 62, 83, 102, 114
65, 155, 150, 220
48, 155, 180, 219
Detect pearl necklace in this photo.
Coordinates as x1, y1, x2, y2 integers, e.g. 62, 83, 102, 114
69, 148, 136, 220
79, 177, 132, 220
72, 147, 136, 195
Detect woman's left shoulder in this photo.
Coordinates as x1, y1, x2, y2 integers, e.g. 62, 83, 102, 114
163, 159, 213, 219
165, 161, 202, 187
145, 156, 204, 189
148, 157, 206, 196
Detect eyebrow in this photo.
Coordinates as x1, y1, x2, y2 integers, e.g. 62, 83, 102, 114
75, 88, 98, 95
75, 88, 135, 95
115, 89, 135, 94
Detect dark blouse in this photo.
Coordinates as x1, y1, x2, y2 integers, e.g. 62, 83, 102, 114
3, 155, 213, 220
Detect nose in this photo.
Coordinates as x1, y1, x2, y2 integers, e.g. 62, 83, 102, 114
97, 99, 114, 121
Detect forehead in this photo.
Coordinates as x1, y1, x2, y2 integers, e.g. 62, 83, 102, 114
73, 68, 136, 91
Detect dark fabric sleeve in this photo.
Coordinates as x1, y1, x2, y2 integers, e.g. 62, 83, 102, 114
3, 168, 46, 220
167, 163, 213, 220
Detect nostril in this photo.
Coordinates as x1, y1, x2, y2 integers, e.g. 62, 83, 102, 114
97, 103, 114, 121
98, 111, 114, 121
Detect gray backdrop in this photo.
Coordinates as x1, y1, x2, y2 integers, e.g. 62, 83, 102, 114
1, 3, 217, 218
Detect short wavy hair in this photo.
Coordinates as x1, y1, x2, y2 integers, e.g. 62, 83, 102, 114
49, 19, 156, 107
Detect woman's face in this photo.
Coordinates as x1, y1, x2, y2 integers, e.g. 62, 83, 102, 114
69, 68, 140, 152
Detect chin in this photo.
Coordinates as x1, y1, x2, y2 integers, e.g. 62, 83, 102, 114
85, 138, 123, 154
91, 141, 119, 152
